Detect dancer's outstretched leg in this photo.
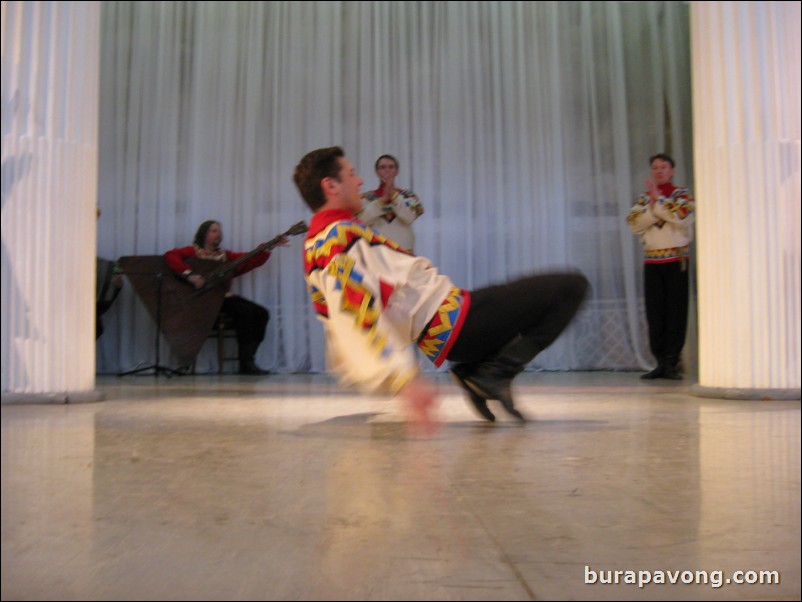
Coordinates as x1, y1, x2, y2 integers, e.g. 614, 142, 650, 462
449, 363, 496, 422
448, 273, 589, 421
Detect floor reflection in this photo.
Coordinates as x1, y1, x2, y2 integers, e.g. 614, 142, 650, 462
2, 373, 799, 600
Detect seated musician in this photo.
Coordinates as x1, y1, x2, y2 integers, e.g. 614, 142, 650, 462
164, 220, 285, 375
96, 257, 123, 340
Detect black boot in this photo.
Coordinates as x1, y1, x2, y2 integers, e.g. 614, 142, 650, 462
449, 364, 495, 422
239, 360, 270, 375
640, 364, 664, 379
463, 334, 539, 423
659, 356, 682, 380
239, 342, 269, 375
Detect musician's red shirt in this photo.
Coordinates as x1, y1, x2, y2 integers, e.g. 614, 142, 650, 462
164, 245, 270, 289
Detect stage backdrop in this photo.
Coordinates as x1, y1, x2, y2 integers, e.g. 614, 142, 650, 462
95, 1, 694, 374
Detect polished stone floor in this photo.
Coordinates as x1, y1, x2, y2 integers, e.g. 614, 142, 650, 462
2, 372, 800, 601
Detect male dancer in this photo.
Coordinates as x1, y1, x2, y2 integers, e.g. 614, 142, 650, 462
626, 153, 694, 380
294, 147, 587, 429
358, 154, 423, 251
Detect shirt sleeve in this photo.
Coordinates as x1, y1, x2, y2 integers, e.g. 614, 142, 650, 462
357, 195, 389, 226
308, 244, 420, 395
626, 194, 661, 235
652, 188, 695, 226
164, 246, 196, 274
389, 189, 424, 225
225, 249, 270, 276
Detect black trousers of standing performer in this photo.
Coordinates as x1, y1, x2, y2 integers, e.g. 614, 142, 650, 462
446, 272, 589, 422
642, 261, 689, 380
221, 295, 270, 375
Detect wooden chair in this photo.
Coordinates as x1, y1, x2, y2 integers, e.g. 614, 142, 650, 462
208, 311, 239, 374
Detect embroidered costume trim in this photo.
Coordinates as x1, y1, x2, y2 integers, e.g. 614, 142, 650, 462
417, 287, 471, 367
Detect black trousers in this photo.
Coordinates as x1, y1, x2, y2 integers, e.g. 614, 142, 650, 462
446, 273, 588, 364
221, 295, 269, 360
643, 262, 689, 366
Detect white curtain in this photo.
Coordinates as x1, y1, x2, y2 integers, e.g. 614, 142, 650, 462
96, 1, 693, 375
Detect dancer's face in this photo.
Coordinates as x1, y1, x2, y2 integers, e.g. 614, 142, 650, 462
328, 157, 364, 212
375, 158, 398, 184
650, 159, 675, 186
205, 223, 223, 249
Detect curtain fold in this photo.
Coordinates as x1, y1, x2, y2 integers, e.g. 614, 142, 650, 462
96, 1, 693, 374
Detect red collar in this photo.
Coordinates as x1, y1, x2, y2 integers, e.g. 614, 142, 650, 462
658, 182, 677, 196
374, 183, 399, 196
307, 209, 359, 239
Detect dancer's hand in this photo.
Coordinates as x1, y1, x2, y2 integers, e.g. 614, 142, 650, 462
645, 179, 660, 203
399, 375, 440, 437
380, 175, 395, 205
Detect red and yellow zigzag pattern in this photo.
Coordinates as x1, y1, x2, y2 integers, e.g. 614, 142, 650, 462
304, 221, 411, 274
417, 287, 470, 367
325, 254, 387, 351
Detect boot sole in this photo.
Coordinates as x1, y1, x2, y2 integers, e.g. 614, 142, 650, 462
463, 378, 527, 423
449, 371, 496, 422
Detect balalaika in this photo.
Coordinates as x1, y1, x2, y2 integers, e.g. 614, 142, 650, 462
187, 220, 308, 293
118, 220, 308, 368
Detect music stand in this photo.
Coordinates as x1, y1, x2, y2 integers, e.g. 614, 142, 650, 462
117, 269, 177, 377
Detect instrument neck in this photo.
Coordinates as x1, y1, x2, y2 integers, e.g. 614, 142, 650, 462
209, 233, 285, 278
223, 234, 284, 270
201, 222, 306, 283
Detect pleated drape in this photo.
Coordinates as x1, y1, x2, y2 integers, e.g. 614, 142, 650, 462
92, 1, 694, 374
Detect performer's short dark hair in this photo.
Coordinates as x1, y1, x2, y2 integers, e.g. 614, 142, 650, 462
374, 154, 399, 172
294, 146, 346, 211
649, 153, 675, 168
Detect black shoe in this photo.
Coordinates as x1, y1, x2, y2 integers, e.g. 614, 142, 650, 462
660, 366, 682, 380
640, 366, 663, 380
239, 361, 270, 376
174, 365, 193, 376
464, 374, 527, 423
449, 368, 495, 422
